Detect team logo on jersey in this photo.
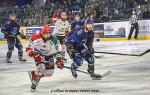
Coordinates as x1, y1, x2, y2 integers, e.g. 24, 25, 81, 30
77, 30, 82, 35
11, 27, 18, 35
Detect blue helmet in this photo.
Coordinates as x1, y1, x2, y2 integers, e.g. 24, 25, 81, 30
85, 19, 94, 25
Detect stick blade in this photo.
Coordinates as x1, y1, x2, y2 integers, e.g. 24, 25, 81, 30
101, 71, 112, 78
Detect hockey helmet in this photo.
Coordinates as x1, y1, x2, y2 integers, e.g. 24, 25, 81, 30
85, 19, 94, 25
42, 26, 52, 33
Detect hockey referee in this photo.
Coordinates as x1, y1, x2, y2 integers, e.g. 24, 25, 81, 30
128, 10, 139, 40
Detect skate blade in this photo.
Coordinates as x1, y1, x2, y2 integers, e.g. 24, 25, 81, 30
92, 77, 101, 80
31, 89, 36, 92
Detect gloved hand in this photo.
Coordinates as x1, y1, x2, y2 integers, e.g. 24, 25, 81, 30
87, 46, 94, 54
4, 34, 8, 39
66, 43, 76, 59
79, 40, 87, 46
55, 60, 64, 69
34, 54, 42, 63
20, 34, 26, 39
26, 47, 42, 63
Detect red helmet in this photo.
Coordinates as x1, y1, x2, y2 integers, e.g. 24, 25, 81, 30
42, 26, 51, 33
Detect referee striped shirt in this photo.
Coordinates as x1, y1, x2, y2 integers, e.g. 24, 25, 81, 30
129, 15, 138, 24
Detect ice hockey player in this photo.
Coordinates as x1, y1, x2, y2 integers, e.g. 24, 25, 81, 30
26, 26, 64, 91
53, 12, 69, 61
66, 19, 102, 80
70, 14, 84, 35
1, 15, 26, 63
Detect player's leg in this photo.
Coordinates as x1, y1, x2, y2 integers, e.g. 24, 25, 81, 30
56, 36, 67, 61
134, 23, 139, 40
61, 36, 67, 61
29, 56, 55, 91
84, 54, 95, 74
71, 53, 83, 78
6, 38, 15, 63
128, 25, 134, 40
44, 56, 55, 77
44, 65, 54, 77
84, 53, 102, 79
30, 69, 42, 91
15, 38, 26, 61
29, 63, 45, 91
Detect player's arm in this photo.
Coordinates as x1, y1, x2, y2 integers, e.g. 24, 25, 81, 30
86, 32, 94, 54
1, 23, 10, 37
50, 35, 64, 69
69, 30, 83, 44
81, 20, 85, 26
17, 25, 26, 39
71, 21, 76, 31
26, 38, 43, 63
64, 21, 70, 36
50, 35, 61, 51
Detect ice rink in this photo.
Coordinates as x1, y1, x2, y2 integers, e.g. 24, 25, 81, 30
0, 40, 150, 95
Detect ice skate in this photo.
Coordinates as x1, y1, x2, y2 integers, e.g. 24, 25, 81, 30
5, 58, 12, 63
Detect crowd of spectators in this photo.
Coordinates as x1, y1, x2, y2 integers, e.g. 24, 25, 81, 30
86, 0, 150, 22
0, 0, 150, 26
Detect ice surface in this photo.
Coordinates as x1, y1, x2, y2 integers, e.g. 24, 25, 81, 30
0, 40, 150, 95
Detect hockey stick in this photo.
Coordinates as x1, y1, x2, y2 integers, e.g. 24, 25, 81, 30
41, 62, 91, 75
93, 55, 104, 58
64, 66, 90, 75
41, 61, 111, 78
64, 66, 111, 78
94, 49, 150, 57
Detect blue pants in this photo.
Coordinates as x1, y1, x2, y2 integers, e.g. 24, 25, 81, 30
73, 52, 94, 68
7, 37, 23, 58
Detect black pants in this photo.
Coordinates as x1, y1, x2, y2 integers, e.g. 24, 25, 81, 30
56, 35, 66, 44
128, 23, 139, 40
6, 37, 23, 59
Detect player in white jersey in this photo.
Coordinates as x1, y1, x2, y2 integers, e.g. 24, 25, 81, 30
53, 12, 69, 61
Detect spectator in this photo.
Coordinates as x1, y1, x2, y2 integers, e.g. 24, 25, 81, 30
1, 0, 150, 26
142, 8, 150, 19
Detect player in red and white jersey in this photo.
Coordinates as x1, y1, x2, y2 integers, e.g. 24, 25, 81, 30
26, 26, 64, 91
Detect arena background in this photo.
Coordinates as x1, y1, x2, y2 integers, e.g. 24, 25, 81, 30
1, 1, 150, 95
0, 0, 150, 43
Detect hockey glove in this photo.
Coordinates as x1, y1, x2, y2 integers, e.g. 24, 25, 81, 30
55, 60, 64, 69
26, 47, 42, 63
33, 54, 42, 63
66, 43, 76, 59
20, 34, 26, 39
87, 46, 94, 54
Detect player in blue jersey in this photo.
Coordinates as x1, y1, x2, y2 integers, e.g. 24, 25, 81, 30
70, 14, 84, 35
66, 19, 101, 79
1, 15, 26, 63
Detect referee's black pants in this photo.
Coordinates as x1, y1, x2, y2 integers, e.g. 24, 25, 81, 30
128, 23, 139, 40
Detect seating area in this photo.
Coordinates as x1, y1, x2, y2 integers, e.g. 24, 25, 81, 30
0, 0, 150, 26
